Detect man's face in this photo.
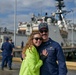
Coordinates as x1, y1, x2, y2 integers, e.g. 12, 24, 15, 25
39, 29, 49, 41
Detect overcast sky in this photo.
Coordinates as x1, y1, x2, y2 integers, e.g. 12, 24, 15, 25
0, 0, 76, 30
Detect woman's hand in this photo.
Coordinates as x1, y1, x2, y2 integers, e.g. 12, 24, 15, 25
21, 53, 25, 60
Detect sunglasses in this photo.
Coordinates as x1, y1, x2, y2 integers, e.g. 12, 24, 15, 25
40, 30, 48, 33
33, 37, 42, 41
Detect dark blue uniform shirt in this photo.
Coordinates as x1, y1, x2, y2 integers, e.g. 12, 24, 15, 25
1, 42, 13, 56
38, 38, 67, 75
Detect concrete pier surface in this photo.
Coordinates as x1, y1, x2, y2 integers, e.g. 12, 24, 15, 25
0, 61, 76, 75
0, 62, 20, 75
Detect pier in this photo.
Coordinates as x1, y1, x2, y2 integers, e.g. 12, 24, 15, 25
0, 47, 76, 75
0, 61, 76, 75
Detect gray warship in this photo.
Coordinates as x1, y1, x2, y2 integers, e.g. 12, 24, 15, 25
16, 0, 76, 47
0, 0, 76, 48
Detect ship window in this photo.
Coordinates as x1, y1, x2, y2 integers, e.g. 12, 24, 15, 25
27, 24, 30, 27
38, 19, 43, 21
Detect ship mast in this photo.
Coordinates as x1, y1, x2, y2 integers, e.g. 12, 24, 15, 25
55, 0, 68, 30
55, 0, 65, 20
55, 0, 74, 47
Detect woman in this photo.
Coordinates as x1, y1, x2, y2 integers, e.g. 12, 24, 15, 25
19, 32, 43, 75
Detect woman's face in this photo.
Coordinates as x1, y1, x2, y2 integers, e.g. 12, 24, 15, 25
33, 34, 42, 47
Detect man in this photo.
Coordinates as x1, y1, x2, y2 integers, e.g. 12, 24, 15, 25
9, 39, 15, 49
21, 41, 24, 49
38, 22, 67, 75
1, 37, 13, 70
4, 39, 15, 67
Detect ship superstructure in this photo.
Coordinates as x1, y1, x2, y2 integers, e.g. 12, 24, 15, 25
55, 0, 76, 46
17, 0, 76, 46
0, 0, 76, 47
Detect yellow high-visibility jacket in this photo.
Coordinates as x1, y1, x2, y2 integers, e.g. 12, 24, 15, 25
19, 46, 43, 75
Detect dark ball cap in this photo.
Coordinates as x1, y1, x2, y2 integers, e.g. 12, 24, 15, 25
38, 22, 48, 31
5, 37, 9, 41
